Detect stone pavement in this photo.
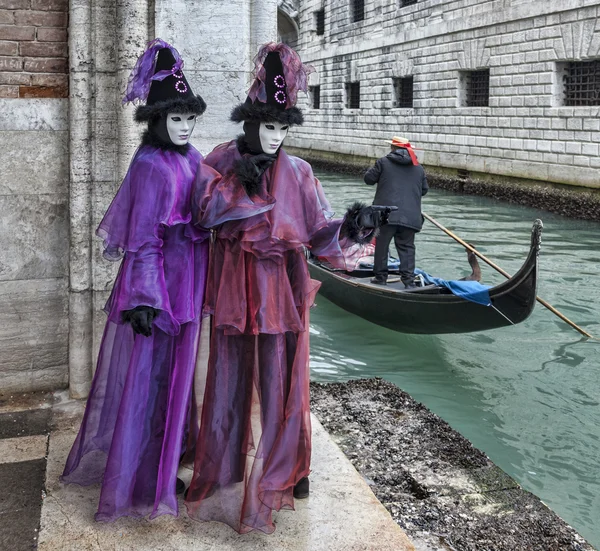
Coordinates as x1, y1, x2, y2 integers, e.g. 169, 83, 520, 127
0, 392, 53, 551
0, 390, 416, 551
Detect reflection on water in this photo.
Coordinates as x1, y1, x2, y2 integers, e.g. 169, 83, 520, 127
309, 169, 600, 548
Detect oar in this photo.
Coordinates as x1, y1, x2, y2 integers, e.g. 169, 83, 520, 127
422, 212, 595, 340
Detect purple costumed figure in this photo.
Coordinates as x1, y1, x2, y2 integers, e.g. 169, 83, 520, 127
61, 39, 216, 521
186, 43, 391, 533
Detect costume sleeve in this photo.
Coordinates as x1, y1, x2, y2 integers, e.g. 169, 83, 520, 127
111, 229, 169, 313
421, 169, 429, 196
307, 177, 353, 270
98, 155, 181, 334
97, 155, 174, 260
193, 161, 274, 229
364, 160, 381, 186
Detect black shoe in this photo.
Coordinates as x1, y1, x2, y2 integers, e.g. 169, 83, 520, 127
370, 276, 387, 285
403, 281, 416, 289
293, 477, 310, 499
176, 478, 186, 495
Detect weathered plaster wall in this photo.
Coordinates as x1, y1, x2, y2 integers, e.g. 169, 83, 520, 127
0, 98, 69, 392
66, 0, 149, 399
290, 0, 600, 189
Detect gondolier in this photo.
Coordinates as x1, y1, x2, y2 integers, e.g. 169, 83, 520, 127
364, 136, 428, 287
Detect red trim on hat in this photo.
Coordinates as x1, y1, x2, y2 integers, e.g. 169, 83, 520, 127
395, 142, 419, 166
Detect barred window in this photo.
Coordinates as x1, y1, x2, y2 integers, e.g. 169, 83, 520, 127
563, 60, 600, 106
352, 0, 365, 23
464, 69, 489, 107
393, 76, 414, 108
346, 82, 360, 108
310, 85, 321, 109
315, 9, 325, 35
401, 0, 418, 6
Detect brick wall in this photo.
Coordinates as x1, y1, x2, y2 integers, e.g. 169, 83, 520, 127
0, 0, 68, 99
290, 0, 600, 189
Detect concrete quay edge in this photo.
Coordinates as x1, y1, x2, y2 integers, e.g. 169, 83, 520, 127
34, 393, 415, 551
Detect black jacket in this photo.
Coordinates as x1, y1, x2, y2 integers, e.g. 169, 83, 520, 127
364, 149, 428, 231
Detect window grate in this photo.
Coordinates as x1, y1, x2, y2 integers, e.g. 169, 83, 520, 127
346, 82, 360, 108
352, 0, 365, 22
393, 76, 413, 107
315, 9, 325, 35
465, 69, 489, 107
310, 85, 321, 109
401, 0, 418, 6
563, 60, 600, 106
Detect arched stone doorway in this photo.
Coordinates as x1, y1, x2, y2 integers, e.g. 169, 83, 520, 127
277, 0, 299, 48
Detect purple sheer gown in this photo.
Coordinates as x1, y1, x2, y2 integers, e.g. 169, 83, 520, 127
61, 144, 213, 522
185, 140, 353, 533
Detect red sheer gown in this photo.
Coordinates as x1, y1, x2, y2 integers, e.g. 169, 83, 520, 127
185, 140, 353, 533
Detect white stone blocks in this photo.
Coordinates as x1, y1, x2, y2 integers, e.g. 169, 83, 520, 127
0, 194, 68, 281
0, 131, 68, 196
0, 278, 68, 393
581, 143, 599, 156
0, 97, 69, 392
291, 0, 600, 189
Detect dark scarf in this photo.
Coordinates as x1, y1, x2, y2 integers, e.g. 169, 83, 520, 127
233, 127, 278, 196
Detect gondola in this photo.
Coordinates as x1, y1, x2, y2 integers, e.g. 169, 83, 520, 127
307, 219, 543, 334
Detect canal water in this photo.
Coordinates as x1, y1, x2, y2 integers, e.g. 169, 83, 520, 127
309, 169, 600, 548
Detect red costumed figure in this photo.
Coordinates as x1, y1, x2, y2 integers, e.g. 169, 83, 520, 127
185, 43, 391, 533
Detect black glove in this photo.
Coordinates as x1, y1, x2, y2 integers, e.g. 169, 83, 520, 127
251, 153, 277, 172
358, 205, 398, 229
233, 154, 277, 196
121, 306, 159, 337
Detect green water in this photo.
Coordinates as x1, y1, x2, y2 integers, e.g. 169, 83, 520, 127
309, 169, 600, 548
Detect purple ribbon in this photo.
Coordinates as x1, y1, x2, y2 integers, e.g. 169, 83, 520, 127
122, 38, 184, 105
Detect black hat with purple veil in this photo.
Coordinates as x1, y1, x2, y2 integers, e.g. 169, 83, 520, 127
230, 42, 313, 126
122, 38, 206, 122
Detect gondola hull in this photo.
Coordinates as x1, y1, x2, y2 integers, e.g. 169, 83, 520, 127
307, 220, 542, 334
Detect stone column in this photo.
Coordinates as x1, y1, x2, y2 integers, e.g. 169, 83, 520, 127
68, 0, 94, 399
116, 1, 148, 179
155, 0, 278, 154
251, 0, 278, 59
69, 0, 150, 398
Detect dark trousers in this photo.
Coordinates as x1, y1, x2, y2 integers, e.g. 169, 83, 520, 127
374, 224, 416, 282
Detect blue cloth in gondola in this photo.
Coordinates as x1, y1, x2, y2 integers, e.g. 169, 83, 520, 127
358, 257, 491, 306
414, 269, 491, 306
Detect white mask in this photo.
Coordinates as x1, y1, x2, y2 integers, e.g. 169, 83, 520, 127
166, 112, 196, 145
259, 121, 289, 154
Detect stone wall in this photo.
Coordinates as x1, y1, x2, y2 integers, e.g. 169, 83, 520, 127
0, 100, 69, 392
0, 0, 68, 99
288, 0, 600, 189
0, 0, 69, 393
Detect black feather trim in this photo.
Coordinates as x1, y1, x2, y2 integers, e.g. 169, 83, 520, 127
235, 134, 249, 154
233, 157, 263, 196
230, 103, 304, 125
141, 129, 191, 155
340, 201, 378, 244
135, 95, 207, 122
